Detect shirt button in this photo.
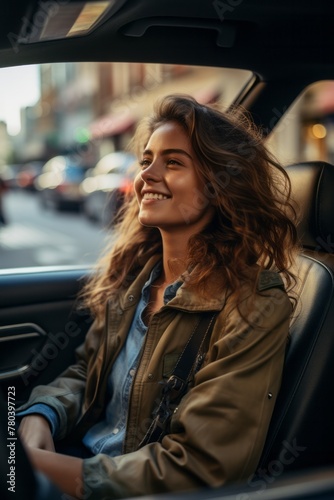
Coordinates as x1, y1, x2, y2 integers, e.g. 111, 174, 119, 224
147, 373, 153, 380
128, 294, 135, 302
112, 428, 119, 434
129, 369, 135, 377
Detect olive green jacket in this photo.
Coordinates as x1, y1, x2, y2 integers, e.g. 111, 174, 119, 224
20, 255, 292, 499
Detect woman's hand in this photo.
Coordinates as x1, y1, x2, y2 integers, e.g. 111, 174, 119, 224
19, 416, 83, 498
18, 414, 55, 452
25, 448, 83, 499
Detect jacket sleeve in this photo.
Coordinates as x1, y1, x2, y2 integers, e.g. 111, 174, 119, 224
17, 320, 104, 440
82, 287, 292, 499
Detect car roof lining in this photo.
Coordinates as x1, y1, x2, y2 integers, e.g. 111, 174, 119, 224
0, 0, 333, 133
1, 0, 332, 72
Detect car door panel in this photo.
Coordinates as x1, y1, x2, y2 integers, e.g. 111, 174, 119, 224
0, 322, 46, 379
0, 268, 92, 404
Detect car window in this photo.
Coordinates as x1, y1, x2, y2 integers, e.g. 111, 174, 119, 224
0, 62, 251, 270
267, 80, 334, 166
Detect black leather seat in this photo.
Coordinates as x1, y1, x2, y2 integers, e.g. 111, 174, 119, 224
257, 161, 334, 477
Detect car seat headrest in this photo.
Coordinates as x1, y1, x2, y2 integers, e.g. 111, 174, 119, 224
286, 161, 334, 252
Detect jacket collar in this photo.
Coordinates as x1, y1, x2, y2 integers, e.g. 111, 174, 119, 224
121, 255, 227, 313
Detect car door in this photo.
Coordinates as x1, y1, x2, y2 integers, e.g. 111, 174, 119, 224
0, 267, 92, 405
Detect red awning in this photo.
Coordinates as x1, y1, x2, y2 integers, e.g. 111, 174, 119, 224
89, 109, 135, 139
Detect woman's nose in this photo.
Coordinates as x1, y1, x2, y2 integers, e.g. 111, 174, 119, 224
140, 161, 162, 183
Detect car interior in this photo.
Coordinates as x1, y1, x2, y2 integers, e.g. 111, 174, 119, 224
1, 0, 334, 499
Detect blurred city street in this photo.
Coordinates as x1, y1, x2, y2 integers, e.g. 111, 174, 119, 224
0, 190, 108, 269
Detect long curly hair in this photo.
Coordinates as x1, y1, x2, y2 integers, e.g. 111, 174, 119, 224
81, 94, 299, 323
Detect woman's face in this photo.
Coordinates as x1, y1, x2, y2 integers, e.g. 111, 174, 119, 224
134, 121, 215, 234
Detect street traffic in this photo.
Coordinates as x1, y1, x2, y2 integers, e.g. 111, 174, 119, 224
0, 189, 108, 269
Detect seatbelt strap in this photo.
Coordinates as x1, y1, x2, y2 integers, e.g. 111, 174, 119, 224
138, 311, 217, 448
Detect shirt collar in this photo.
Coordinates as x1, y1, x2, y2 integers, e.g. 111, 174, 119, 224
142, 260, 182, 305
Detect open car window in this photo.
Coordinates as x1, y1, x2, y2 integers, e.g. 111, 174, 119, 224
0, 62, 251, 271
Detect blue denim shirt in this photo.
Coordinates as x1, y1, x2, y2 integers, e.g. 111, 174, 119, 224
18, 262, 182, 457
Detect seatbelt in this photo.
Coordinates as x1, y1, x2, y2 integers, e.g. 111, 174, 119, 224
138, 312, 217, 448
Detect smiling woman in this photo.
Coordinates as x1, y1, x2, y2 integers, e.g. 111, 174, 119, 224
17, 93, 299, 499
0, 1, 333, 499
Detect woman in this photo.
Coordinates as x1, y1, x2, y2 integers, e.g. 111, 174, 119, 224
18, 94, 298, 499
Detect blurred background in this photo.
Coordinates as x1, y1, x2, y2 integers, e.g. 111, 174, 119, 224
0, 62, 333, 269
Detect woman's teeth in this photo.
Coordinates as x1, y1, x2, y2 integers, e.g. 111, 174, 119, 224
143, 193, 168, 200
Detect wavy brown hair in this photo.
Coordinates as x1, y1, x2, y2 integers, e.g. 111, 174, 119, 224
81, 94, 298, 324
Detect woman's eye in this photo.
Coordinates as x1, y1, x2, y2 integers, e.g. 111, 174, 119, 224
139, 158, 182, 169
139, 159, 151, 168
167, 159, 180, 166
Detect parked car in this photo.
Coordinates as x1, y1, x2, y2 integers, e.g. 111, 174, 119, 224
35, 155, 91, 211
0, 1, 334, 499
16, 161, 44, 191
81, 151, 136, 226
0, 163, 23, 189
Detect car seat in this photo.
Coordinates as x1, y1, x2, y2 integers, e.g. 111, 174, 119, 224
256, 161, 334, 478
